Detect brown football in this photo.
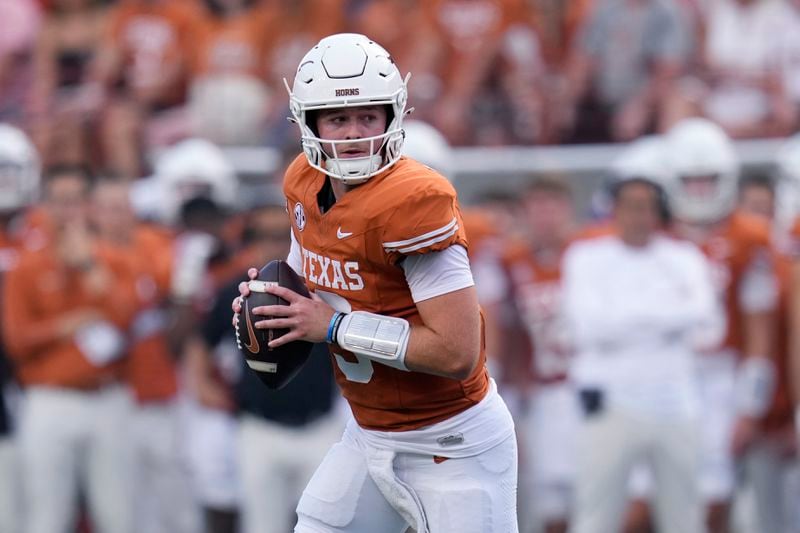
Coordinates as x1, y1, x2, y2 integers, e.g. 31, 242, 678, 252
236, 260, 314, 390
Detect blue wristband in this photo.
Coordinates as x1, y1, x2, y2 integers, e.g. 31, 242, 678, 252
326, 312, 342, 344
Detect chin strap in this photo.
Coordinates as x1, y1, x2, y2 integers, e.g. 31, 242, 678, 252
325, 154, 383, 185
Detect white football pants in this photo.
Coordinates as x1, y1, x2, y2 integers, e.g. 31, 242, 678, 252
238, 411, 345, 533
0, 436, 20, 533
294, 424, 519, 533
130, 400, 202, 533
570, 406, 704, 533
18, 385, 134, 533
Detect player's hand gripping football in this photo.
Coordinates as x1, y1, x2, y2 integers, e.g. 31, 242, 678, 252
231, 267, 336, 347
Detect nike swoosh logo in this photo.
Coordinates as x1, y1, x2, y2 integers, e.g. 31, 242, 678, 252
243, 301, 260, 353
337, 227, 353, 239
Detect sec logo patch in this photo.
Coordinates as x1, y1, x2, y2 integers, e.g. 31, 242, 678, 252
294, 202, 306, 231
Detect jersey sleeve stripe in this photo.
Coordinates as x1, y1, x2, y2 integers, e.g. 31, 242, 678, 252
385, 225, 460, 254
382, 217, 457, 249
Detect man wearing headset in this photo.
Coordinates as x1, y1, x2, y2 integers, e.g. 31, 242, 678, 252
232, 33, 518, 533
562, 138, 723, 533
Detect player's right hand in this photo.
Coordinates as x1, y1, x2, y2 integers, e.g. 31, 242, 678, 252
231, 268, 259, 326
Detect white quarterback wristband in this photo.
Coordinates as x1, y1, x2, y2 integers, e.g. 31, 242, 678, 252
335, 311, 410, 371
734, 356, 776, 418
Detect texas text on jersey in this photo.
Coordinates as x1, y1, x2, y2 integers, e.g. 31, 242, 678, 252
284, 154, 490, 432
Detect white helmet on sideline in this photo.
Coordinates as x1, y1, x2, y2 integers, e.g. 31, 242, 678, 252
0, 123, 40, 213
286, 33, 409, 185
610, 135, 671, 186
401, 120, 453, 181
664, 118, 738, 224
154, 138, 238, 224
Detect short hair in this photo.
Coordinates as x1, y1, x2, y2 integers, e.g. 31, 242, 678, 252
525, 175, 573, 198
42, 164, 95, 188
738, 174, 775, 196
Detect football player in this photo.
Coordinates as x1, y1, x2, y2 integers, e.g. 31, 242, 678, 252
663, 118, 779, 533
233, 33, 518, 533
3, 164, 139, 533
733, 172, 798, 533
490, 176, 578, 533
0, 123, 41, 533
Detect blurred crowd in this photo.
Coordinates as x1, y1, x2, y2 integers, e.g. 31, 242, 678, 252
4, 0, 800, 180
5, 1, 800, 533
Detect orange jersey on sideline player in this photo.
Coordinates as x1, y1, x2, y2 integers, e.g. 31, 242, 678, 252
696, 210, 776, 355
2, 241, 138, 389
284, 154, 489, 432
123, 224, 179, 403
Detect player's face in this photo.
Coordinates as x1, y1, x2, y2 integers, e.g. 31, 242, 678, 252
523, 190, 573, 246
614, 181, 661, 246
738, 184, 774, 220
91, 181, 135, 244
316, 106, 388, 159
45, 173, 90, 227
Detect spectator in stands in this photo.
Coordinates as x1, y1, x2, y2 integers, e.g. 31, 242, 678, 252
188, 0, 279, 145
89, 178, 202, 533
416, 0, 547, 145
92, 0, 204, 178
559, 0, 690, 143
262, 0, 347, 149
667, 0, 797, 138
524, 0, 595, 143
563, 170, 720, 533
30, 0, 108, 170
0, 0, 41, 127
2, 165, 137, 533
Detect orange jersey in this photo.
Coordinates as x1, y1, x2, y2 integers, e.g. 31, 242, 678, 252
2, 242, 138, 389
124, 225, 179, 403
698, 211, 775, 353
760, 253, 793, 432
107, 0, 202, 101
500, 238, 567, 383
191, 5, 279, 79
283, 155, 489, 431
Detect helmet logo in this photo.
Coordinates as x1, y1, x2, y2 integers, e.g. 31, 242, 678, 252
293, 202, 306, 231
335, 88, 360, 97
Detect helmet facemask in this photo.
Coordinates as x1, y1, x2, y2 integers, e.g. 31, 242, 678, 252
286, 34, 410, 185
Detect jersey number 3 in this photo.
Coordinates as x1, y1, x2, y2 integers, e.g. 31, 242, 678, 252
334, 353, 374, 383
315, 289, 376, 383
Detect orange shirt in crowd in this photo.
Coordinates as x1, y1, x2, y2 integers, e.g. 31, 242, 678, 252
190, 3, 280, 80
106, 0, 204, 105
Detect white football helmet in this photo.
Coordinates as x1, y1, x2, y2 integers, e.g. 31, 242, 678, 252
0, 123, 40, 213
664, 118, 738, 224
401, 120, 453, 181
610, 135, 672, 187
154, 138, 238, 224
285, 33, 409, 185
